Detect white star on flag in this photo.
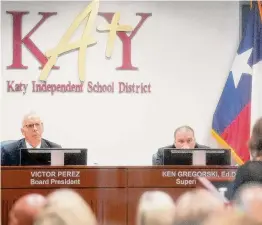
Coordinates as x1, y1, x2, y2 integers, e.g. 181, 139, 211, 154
231, 48, 253, 87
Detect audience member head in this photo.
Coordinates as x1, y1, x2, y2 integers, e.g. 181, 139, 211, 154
233, 183, 262, 223
136, 191, 176, 225
34, 189, 97, 225
249, 117, 262, 160
174, 126, 196, 149
202, 211, 260, 225
175, 189, 225, 223
21, 112, 44, 148
8, 194, 46, 225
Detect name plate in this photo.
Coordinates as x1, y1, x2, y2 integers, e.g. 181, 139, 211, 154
30, 170, 81, 185
1, 167, 237, 189
1, 167, 127, 188
128, 168, 237, 187
161, 169, 236, 186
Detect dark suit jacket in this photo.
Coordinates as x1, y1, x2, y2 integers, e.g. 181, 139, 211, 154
1, 138, 61, 166
153, 143, 210, 165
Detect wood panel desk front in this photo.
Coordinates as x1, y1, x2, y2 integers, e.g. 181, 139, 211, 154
1, 166, 237, 225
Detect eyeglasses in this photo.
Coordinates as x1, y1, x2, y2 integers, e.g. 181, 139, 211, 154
24, 123, 42, 129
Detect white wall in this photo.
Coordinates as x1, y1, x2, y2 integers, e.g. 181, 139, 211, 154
1, 1, 240, 165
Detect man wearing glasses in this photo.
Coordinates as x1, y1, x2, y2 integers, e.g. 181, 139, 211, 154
1, 112, 61, 165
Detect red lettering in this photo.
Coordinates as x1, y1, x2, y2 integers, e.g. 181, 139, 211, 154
6, 11, 59, 70
98, 13, 152, 70
7, 81, 15, 92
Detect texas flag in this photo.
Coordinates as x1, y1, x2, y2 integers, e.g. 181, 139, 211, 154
212, 2, 262, 165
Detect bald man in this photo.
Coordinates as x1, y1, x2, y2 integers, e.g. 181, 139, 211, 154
1, 112, 61, 166
153, 126, 209, 165
9, 194, 46, 225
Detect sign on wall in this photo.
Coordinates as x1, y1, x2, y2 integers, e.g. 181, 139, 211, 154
5, 0, 152, 95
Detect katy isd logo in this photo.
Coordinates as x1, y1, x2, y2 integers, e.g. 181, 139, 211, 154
40, 0, 133, 82
7, 0, 152, 82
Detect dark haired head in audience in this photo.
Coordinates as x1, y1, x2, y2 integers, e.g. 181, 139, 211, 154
249, 117, 262, 160
228, 117, 262, 199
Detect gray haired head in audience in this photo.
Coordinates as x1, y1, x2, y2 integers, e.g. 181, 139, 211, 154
34, 189, 97, 225
136, 191, 176, 225
233, 183, 262, 223
202, 210, 261, 225
174, 189, 225, 224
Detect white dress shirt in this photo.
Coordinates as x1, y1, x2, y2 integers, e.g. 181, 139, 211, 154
26, 141, 41, 149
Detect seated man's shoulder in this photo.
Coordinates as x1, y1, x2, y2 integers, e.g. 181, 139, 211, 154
159, 144, 174, 149
42, 139, 61, 148
158, 144, 174, 153
242, 160, 262, 170
1, 139, 22, 152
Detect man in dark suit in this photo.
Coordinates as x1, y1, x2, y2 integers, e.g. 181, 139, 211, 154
1, 112, 61, 166
153, 125, 209, 165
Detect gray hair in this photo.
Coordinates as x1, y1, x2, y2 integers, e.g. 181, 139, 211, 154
174, 126, 195, 138
175, 189, 224, 222
233, 183, 262, 211
34, 189, 97, 225
22, 111, 42, 127
136, 191, 176, 225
